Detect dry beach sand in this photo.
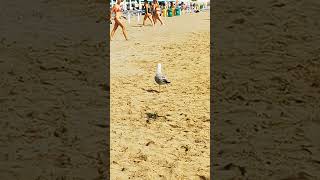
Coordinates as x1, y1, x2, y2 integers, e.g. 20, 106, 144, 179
1, 0, 109, 179
213, 0, 320, 179
110, 12, 210, 179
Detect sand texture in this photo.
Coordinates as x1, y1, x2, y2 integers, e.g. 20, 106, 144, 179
1, 1, 109, 179
213, 0, 320, 179
110, 12, 210, 179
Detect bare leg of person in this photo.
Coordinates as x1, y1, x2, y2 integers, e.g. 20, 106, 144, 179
148, 15, 154, 27
116, 19, 129, 40
157, 15, 164, 25
143, 15, 148, 26
153, 15, 157, 25
110, 22, 119, 40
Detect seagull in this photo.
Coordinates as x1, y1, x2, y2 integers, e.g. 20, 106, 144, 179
155, 63, 170, 92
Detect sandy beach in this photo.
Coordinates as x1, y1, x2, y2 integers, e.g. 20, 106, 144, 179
110, 12, 210, 179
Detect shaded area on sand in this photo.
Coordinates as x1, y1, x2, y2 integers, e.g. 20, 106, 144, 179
1, 0, 110, 179
213, 0, 320, 179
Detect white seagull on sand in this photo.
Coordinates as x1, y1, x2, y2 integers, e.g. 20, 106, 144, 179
155, 63, 170, 92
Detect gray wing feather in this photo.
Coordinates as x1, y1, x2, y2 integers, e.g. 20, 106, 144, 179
155, 74, 170, 85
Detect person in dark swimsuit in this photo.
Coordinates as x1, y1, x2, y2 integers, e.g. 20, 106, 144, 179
143, 0, 154, 26
152, 0, 164, 25
110, 0, 129, 40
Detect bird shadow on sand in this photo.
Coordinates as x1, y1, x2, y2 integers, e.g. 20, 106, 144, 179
145, 112, 166, 123
141, 88, 159, 93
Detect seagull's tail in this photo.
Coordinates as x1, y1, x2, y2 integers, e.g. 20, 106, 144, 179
164, 80, 170, 84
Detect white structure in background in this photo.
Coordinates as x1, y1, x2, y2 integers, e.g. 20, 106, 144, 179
129, 0, 132, 10
139, 0, 142, 9
122, 0, 127, 10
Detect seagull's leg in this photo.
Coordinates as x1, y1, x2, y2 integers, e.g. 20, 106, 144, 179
159, 85, 160, 93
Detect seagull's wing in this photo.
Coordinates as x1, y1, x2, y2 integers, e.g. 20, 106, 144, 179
159, 74, 170, 83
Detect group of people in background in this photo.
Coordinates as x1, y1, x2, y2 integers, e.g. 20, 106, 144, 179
110, 0, 201, 41
143, 0, 164, 27
110, 0, 164, 41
